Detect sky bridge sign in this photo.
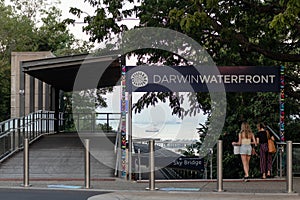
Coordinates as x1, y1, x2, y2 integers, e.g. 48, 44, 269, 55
168, 156, 205, 171
126, 66, 280, 92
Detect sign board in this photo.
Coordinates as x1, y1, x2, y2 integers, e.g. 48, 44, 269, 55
126, 66, 280, 92
168, 156, 204, 171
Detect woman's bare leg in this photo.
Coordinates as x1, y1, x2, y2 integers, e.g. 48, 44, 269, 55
241, 154, 249, 177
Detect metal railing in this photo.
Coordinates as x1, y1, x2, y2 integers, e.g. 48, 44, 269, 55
114, 117, 123, 177
267, 126, 300, 177
63, 112, 121, 133
273, 142, 300, 178
0, 110, 56, 163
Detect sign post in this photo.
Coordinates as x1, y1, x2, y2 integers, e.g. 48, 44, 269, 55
120, 62, 127, 178
279, 66, 285, 142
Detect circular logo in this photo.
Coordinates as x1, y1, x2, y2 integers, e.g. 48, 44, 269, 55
131, 71, 148, 87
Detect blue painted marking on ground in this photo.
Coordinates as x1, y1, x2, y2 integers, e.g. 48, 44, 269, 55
47, 184, 82, 189
159, 187, 200, 191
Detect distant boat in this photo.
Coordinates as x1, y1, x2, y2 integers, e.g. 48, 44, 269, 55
145, 127, 159, 132
145, 123, 159, 132
176, 119, 182, 124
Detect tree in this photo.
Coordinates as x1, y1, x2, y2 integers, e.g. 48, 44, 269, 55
72, 0, 299, 120
0, 59, 10, 121
68, 0, 299, 104
0, 0, 94, 121
70, 0, 299, 178
0, 1, 36, 121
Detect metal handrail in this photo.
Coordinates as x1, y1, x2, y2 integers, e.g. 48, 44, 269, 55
0, 110, 56, 163
64, 112, 121, 132
273, 141, 300, 178
266, 125, 280, 141
114, 116, 123, 176
264, 125, 287, 177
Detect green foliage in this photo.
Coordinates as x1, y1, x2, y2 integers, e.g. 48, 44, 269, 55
0, 2, 36, 57
0, 1, 92, 121
71, 0, 299, 178
63, 88, 113, 114
97, 123, 113, 132
270, 0, 300, 32
0, 60, 11, 121
0, 2, 35, 121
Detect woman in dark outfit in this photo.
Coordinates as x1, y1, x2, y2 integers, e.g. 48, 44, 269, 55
256, 123, 269, 179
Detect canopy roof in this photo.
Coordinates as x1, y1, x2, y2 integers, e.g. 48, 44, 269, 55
22, 54, 121, 92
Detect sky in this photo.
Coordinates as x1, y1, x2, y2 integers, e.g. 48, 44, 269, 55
57, 0, 140, 42
58, 0, 94, 41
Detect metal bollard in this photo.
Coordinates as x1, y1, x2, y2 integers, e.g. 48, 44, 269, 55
147, 140, 157, 190
286, 141, 293, 193
216, 140, 223, 192
23, 138, 30, 187
84, 139, 91, 189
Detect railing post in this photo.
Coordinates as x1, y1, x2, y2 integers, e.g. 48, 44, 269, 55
84, 139, 91, 189
91, 113, 95, 133
40, 111, 43, 134
279, 145, 283, 178
46, 112, 49, 134
216, 140, 223, 192
138, 148, 142, 181
17, 118, 21, 148
32, 113, 35, 139
106, 113, 109, 132
11, 120, 15, 151
286, 141, 293, 193
22, 138, 30, 187
77, 113, 80, 132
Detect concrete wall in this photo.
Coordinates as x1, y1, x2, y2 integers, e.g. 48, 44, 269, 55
11, 52, 54, 118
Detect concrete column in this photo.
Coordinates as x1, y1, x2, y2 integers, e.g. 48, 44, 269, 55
11, 52, 53, 118
37, 80, 43, 110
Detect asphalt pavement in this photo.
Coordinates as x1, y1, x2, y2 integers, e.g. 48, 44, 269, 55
0, 177, 299, 200
0, 188, 107, 200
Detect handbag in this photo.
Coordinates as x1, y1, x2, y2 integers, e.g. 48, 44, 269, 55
268, 139, 276, 153
233, 145, 240, 155
267, 131, 276, 153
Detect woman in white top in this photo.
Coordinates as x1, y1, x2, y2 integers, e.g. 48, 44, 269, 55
232, 122, 257, 181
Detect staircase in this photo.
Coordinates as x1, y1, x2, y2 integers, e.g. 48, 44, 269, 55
0, 132, 117, 180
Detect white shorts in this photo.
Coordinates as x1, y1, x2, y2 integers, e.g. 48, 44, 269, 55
240, 144, 252, 155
